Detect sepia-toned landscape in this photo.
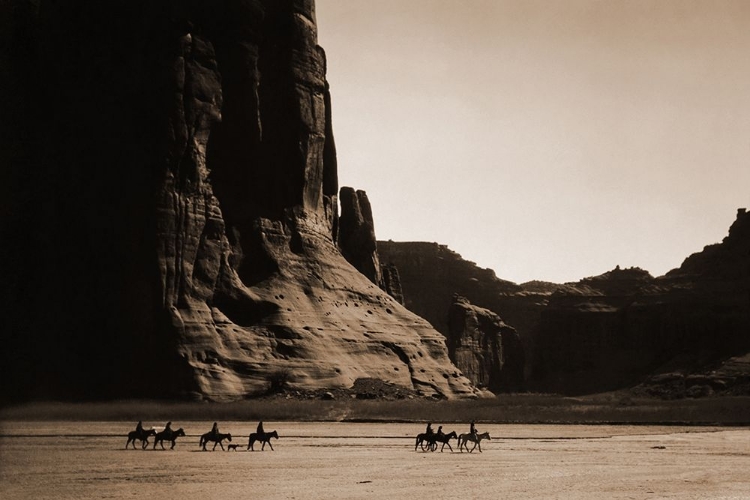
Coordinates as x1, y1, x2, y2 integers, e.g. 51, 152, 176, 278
2, 420, 750, 499
1, 0, 749, 498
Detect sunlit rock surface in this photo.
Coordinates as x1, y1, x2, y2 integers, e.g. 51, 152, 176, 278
0, 0, 477, 401
447, 296, 524, 393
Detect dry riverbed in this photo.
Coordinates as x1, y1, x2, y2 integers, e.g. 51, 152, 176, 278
1, 422, 749, 499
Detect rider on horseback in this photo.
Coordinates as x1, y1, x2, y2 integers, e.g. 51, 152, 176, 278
425, 422, 434, 435
437, 425, 444, 437
135, 421, 144, 434
210, 422, 219, 440
257, 421, 265, 435
470, 420, 478, 437
164, 421, 173, 434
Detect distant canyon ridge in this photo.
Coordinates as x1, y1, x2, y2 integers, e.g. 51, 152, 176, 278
378, 208, 750, 398
2, 1, 748, 402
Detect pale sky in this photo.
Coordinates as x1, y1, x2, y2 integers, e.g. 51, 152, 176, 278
316, 0, 750, 284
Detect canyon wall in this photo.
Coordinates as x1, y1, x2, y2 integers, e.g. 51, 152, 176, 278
447, 296, 524, 392
379, 209, 750, 395
0, 0, 477, 402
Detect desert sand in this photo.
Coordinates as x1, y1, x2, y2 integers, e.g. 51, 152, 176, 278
1, 422, 749, 499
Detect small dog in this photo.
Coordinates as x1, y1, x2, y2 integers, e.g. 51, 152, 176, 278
227, 444, 240, 451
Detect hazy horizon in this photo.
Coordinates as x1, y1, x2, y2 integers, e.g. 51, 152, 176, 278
316, 0, 750, 284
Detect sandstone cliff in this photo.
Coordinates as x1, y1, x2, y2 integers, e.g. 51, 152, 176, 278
0, 0, 477, 401
337, 187, 382, 286
379, 208, 750, 396
377, 241, 521, 334
447, 296, 524, 392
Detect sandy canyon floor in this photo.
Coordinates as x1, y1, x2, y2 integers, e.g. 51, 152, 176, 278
1, 422, 749, 499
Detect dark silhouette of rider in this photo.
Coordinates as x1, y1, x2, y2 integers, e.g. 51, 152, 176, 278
210, 422, 219, 439
164, 421, 173, 434
437, 425, 444, 436
135, 421, 144, 434
426, 422, 434, 435
470, 420, 477, 436
257, 421, 265, 435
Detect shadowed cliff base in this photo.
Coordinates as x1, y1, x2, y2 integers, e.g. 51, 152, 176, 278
3, 393, 750, 426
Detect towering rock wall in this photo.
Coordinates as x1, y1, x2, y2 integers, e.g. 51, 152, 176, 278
0, 0, 477, 401
379, 209, 750, 395
447, 296, 524, 392
337, 187, 405, 303
337, 187, 382, 286
377, 242, 526, 392
377, 242, 522, 335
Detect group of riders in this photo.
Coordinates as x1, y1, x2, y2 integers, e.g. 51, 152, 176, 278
134, 420, 265, 439
417, 419, 488, 453
130, 419, 269, 450
425, 419, 478, 439
130, 419, 484, 452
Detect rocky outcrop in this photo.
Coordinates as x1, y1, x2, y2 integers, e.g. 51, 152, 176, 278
0, 0, 478, 402
379, 208, 750, 396
337, 187, 405, 304
534, 210, 750, 394
377, 242, 522, 334
447, 296, 524, 392
338, 187, 382, 286
380, 264, 405, 305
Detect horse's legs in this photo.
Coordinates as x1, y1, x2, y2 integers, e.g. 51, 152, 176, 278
477, 441, 482, 453
218, 441, 225, 451
170, 440, 176, 450
267, 441, 274, 451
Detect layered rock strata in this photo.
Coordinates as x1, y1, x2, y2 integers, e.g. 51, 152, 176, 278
337, 187, 382, 286
447, 296, 524, 392
0, 0, 477, 401
379, 208, 750, 395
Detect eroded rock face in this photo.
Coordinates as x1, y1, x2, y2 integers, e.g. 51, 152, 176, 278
447, 296, 524, 392
338, 187, 382, 286
0, 0, 477, 401
377, 242, 522, 334
380, 209, 750, 396
380, 263, 405, 305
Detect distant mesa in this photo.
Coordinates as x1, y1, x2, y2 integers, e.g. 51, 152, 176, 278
379, 208, 750, 397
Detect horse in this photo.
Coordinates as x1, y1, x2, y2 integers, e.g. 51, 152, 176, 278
457, 431, 491, 453
433, 431, 458, 452
415, 432, 438, 452
415, 431, 457, 452
153, 428, 185, 450
247, 430, 278, 451
199, 431, 232, 451
126, 428, 156, 450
